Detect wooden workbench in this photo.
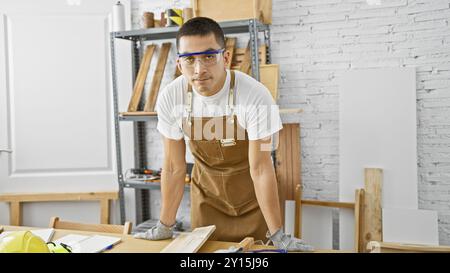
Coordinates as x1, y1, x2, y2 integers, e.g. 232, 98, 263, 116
1, 225, 348, 253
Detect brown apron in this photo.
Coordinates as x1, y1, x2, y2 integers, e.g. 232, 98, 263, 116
181, 71, 268, 242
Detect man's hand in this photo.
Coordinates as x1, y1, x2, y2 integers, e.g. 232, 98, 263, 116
133, 220, 174, 240
267, 228, 314, 252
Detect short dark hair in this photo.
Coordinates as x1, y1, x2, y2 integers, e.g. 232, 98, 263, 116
176, 17, 225, 52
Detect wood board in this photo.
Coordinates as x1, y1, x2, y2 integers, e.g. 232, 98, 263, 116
144, 42, 171, 112
127, 44, 155, 112
225, 37, 236, 70
275, 123, 301, 225
191, 0, 272, 24
160, 225, 216, 253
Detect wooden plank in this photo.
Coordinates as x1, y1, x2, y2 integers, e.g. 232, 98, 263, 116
275, 124, 287, 224
10, 202, 22, 226
363, 168, 383, 253
120, 111, 157, 117
301, 199, 355, 209
275, 124, 301, 226
279, 108, 303, 114
285, 126, 293, 201
294, 184, 302, 238
51, 218, 132, 235
367, 241, 450, 253
237, 237, 254, 252
0, 192, 118, 202
354, 189, 364, 252
232, 45, 266, 67
144, 42, 171, 112
291, 123, 300, 200
225, 37, 236, 70
100, 199, 110, 224
258, 64, 279, 100
191, 0, 272, 24
160, 225, 216, 253
239, 42, 251, 75
127, 44, 156, 112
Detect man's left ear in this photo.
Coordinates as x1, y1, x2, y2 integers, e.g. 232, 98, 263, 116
176, 58, 183, 73
223, 50, 231, 68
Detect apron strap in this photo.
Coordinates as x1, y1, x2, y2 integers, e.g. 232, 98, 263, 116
227, 70, 236, 124
186, 82, 193, 126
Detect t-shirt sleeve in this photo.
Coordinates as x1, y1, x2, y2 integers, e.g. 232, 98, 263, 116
245, 83, 283, 140
155, 87, 184, 140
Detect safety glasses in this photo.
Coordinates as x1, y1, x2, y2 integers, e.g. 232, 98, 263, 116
177, 49, 225, 67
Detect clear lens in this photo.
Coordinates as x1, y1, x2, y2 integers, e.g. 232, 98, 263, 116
179, 50, 223, 67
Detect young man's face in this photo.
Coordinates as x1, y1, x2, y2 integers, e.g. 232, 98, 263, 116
177, 33, 231, 95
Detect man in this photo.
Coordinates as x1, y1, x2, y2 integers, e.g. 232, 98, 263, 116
134, 17, 313, 252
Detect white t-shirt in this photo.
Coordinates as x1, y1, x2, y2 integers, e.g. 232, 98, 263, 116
156, 69, 282, 141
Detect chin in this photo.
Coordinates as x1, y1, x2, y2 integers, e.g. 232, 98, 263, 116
195, 86, 209, 93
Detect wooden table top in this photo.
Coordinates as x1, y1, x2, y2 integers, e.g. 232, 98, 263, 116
1, 225, 348, 253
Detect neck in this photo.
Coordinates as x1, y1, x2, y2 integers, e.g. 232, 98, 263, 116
197, 70, 227, 97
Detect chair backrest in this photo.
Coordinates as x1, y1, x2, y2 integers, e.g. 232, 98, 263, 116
49, 216, 132, 235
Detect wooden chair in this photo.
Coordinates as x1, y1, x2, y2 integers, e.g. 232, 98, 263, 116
294, 185, 365, 252
49, 216, 133, 235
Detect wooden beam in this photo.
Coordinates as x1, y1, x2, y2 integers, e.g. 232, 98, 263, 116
100, 199, 110, 225
0, 192, 118, 202
301, 199, 355, 209
160, 225, 216, 253
367, 241, 450, 253
354, 189, 365, 252
144, 42, 171, 112
10, 202, 22, 226
294, 184, 302, 238
363, 168, 383, 252
127, 44, 156, 112
0, 192, 118, 226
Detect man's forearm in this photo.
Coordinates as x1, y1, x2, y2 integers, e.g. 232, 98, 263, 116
250, 163, 283, 235
159, 167, 186, 226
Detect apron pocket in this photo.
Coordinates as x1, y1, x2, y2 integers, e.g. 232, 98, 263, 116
191, 140, 224, 160
222, 168, 257, 209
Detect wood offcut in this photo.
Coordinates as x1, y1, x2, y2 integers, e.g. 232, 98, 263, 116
144, 42, 171, 112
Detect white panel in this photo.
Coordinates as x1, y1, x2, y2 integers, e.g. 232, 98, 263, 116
301, 206, 333, 250
383, 208, 439, 246
338, 68, 418, 249
22, 202, 99, 227
0, 0, 134, 226
284, 200, 295, 236
339, 210, 354, 250
9, 14, 110, 173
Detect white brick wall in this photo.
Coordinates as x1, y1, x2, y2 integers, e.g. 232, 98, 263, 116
130, 0, 450, 245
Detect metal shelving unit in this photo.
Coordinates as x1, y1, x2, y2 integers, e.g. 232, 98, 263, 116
110, 19, 271, 225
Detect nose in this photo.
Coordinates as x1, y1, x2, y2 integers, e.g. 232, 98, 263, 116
193, 58, 207, 74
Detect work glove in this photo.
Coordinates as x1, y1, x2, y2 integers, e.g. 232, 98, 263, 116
266, 228, 314, 252
133, 220, 174, 240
